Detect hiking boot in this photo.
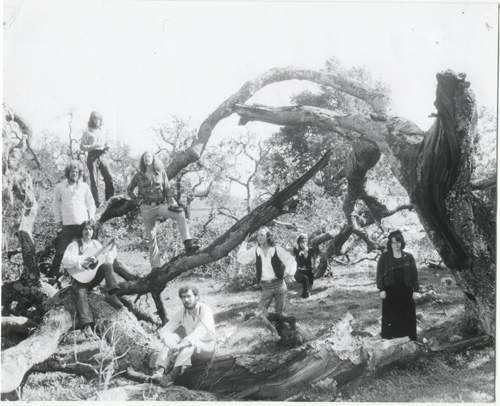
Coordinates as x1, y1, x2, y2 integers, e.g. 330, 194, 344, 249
301, 291, 310, 299
183, 239, 200, 255
105, 292, 123, 309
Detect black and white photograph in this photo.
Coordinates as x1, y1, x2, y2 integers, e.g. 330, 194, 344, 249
1, 0, 498, 402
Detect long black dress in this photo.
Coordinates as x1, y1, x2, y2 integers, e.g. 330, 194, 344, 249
381, 256, 417, 341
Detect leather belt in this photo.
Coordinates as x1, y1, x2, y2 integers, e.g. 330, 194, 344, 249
143, 200, 165, 206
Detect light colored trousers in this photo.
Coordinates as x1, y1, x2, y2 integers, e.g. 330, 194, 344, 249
140, 203, 191, 268
259, 279, 287, 314
155, 333, 216, 369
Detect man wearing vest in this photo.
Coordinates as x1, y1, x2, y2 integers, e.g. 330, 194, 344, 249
62, 220, 121, 339
237, 227, 296, 315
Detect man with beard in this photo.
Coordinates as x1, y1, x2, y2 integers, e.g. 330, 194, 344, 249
152, 286, 216, 386
50, 160, 96, 281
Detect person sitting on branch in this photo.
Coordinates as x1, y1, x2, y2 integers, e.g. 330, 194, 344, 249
237, 227, 296, 315
61, 220, 122, 339
152, 286, 216, 386
127, 151, 200, 268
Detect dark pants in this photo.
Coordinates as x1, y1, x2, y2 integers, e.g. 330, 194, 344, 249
87, 150, 115, 207
294, 268, 314, 295
73, 262, 118, 328
49, 224, 81, 278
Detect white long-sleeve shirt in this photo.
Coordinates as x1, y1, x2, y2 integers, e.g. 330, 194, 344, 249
52, 180, 95, 225
237, 243, 297, 281
160, 302, 216, 346
61, 239, 117, 272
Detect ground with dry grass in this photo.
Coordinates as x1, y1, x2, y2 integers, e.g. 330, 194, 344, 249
18, 251, 495, 402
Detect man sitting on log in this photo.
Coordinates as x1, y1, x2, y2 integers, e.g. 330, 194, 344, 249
152, 286, 217, 386
62, 220, 122, 339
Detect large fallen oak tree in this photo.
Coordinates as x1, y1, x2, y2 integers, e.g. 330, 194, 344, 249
1, 66, 495, 397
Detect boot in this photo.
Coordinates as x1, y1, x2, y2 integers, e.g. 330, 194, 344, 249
105, 291, 123, 309
183, 239, 200, 255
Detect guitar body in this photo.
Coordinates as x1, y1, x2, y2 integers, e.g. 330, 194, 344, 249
66, 254, 108, 284
66, 238, 117, 284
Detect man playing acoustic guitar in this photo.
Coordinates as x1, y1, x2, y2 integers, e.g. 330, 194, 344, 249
62, 220, 121, 339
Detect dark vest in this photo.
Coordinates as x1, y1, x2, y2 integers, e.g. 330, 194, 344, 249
255, 249, 285, 283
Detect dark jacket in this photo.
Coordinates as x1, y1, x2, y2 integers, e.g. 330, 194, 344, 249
376, 250, 419, 292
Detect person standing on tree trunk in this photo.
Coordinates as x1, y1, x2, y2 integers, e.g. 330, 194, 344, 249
376, 230, 420, 341
237, 227, 296, 315
49, 160, 96, 281
152, 286, 216, 387
62, 220, 122, 340
127, 151, 200, 268
80, 111, 116, 207
286, 233, 316, 298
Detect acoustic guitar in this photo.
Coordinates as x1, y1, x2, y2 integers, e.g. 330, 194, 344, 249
66, 238, 117, 284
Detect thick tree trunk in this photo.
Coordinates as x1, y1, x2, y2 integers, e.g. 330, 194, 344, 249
1, 287, 162, 394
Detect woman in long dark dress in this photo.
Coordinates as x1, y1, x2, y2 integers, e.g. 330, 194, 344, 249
376, 231, 419, 341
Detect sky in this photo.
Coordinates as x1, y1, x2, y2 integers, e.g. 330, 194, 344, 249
2, 0, 499, 154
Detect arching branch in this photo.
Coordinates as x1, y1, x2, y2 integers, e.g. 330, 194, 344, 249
166, 67, 392, 180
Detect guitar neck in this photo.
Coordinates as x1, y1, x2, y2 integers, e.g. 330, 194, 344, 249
91, 240, 115, 257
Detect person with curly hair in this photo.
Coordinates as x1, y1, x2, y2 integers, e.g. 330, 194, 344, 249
49, 160, 95, 280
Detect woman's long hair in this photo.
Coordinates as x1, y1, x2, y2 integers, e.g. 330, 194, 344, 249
387, 230, 406, 251
256, 227, 275, 247
139, 152, 164, 173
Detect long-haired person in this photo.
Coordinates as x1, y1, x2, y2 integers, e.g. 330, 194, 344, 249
376, 230, 419, 341
62, 220, 121, 339
80, 111, 116, 207
50, 160, 95, 280
127, 151, 200, 269
237, 227, 296, 315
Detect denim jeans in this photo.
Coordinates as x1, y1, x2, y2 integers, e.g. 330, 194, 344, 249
87, 150, 115, 207
72, 262, 118, 327
259, 279, 287, 314
140, 203, 191, 268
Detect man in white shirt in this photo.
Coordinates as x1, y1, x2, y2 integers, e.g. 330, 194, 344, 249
153, 286, 216, 386
49, 161, 96, 280
237, 227, 296, 315
62, 220, 120, 339
80, 111, 116, 207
